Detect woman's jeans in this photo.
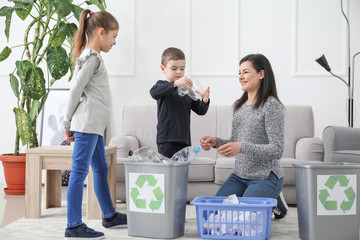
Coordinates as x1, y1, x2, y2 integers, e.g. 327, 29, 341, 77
216, 172, 284, 199
67, 132, 116, 227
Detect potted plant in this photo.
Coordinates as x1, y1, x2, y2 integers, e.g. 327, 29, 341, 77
0, 0, 106, 194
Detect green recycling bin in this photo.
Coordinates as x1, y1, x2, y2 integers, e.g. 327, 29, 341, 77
294, 162, 360, 240
124, 161, 190, 239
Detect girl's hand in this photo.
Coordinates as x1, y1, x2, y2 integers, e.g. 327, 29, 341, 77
64, 131, 75, 142
200, 136, 217, 151
217, 142, 242, 157
174, 76, 193, 89
202, 87, 210, 104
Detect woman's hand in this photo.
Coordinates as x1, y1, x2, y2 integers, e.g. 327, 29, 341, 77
217, 142, 242, 157
200, 136, 217, 151
202, 87, 210, 104
64, 130, 75, 142
174, 76, 193, 89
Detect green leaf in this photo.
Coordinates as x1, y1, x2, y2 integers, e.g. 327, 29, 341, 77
39, 91, 49, 114
9, 73, 20, 99
86, 0, 106, 11
16, 60, 32, 95
0, 46, 12, 61
47, 46, 69, 80
5, 14, 12, 42
71, 4, 83, 21
66, 23, 77, 39
29, 100, 41, 122
0, 6, 15, 17
51, 0, 73, 18
15, 2, 33, 20
12, 0, 35, 4
28, 67, 46, 100
13, 107, 32, 146
51, 22, 67, 47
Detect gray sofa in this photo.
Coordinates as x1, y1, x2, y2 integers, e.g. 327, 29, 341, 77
323, 126, 360, 163
109, 105, 324, 205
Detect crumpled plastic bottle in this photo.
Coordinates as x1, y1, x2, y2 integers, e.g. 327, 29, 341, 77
128, 146, 167, 163
171, 146, 201, 163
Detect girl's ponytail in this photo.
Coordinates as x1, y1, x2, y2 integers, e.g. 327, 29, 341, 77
71, 9, 91, 63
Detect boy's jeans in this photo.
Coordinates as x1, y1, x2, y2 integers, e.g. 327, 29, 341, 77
67, 132, 116, 227
216, 172, 284, 199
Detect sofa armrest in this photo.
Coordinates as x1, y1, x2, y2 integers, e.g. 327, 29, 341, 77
323, 126, 360, 162
295, 137, 324, 161
109, 135, 140, 158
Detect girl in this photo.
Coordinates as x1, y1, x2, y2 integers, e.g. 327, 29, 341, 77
62, 9, 126, 240
200, 54, 286, 218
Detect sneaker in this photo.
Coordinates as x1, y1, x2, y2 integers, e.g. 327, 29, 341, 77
273, 192, 288, 220
102, 212, 127, 229
65, 223, 104, 239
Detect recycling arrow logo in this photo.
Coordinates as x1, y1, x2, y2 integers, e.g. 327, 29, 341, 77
317, 174, 357, 215
129, 173, 165, 213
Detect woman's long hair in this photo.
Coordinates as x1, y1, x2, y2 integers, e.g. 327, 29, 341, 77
71, 9, 119, 63
234, 53, 282, 111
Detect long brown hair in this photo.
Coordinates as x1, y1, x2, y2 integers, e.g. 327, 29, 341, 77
71, 9, 119, 62
234, 54, 282, 110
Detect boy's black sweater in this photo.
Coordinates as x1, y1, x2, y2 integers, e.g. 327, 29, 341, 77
150, 80, 209, 146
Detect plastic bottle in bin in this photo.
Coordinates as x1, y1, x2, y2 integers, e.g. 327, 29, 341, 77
171, 146, 201, 163
128, 146, 166, 163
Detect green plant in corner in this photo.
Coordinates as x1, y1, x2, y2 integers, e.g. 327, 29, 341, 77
0, 0, 106, 156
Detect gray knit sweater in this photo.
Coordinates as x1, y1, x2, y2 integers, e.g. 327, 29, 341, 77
217, 96, 285, 180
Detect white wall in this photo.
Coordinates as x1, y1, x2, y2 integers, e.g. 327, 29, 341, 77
0, 0, 359, 183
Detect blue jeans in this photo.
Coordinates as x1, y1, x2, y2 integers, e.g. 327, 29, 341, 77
216, 172, 284, 199
67, 132, 116, 227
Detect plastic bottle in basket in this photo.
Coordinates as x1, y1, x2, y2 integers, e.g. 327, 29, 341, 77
128, 146, 166, 163
171, 146, 201, 163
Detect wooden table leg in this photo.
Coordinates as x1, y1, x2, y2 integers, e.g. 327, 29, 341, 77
108, 151, 116, 207
25, 153, 42, 218
45, 170, 62, 208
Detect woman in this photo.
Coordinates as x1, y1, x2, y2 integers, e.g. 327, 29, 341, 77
200, 53, 287, 218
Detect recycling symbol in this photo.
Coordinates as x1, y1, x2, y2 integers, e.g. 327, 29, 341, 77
318, 175, 356, 213
130, 174, 164, 212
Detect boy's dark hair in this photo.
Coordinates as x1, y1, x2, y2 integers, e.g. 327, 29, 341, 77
161, 47, 185, 66
234, 53, 282, 110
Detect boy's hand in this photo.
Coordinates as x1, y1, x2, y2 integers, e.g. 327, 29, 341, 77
202, 87, 210, 104
200, 136, 217, 151
217, 142, 242, 157
64, 130, 75, 142
174, 76, 193, 89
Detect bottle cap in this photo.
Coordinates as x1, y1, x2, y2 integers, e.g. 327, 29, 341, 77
194, 146, 201, 153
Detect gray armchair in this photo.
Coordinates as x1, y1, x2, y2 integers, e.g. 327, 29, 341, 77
322, 126, 360, 163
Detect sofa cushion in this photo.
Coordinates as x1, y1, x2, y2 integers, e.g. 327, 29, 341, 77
281, 158, 323, 185
331, 150, 360, 163
214, 157, 235, 184
189, 157, 215, 182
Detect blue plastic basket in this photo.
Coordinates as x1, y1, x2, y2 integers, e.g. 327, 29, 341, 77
190, 196, 277, 240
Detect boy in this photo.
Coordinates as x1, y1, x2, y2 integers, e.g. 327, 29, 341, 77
150, 47, 210, 158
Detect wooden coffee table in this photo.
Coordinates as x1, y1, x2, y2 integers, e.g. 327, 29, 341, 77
25, 145, 117, 219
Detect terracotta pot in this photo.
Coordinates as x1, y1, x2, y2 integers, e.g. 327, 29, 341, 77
0, 154, 26, 195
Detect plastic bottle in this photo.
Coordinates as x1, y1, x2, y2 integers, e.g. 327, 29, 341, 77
188, 76, 204, 100
177, 86, 188, 97
171, 146, 201, 163
128, 146, 166, 163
